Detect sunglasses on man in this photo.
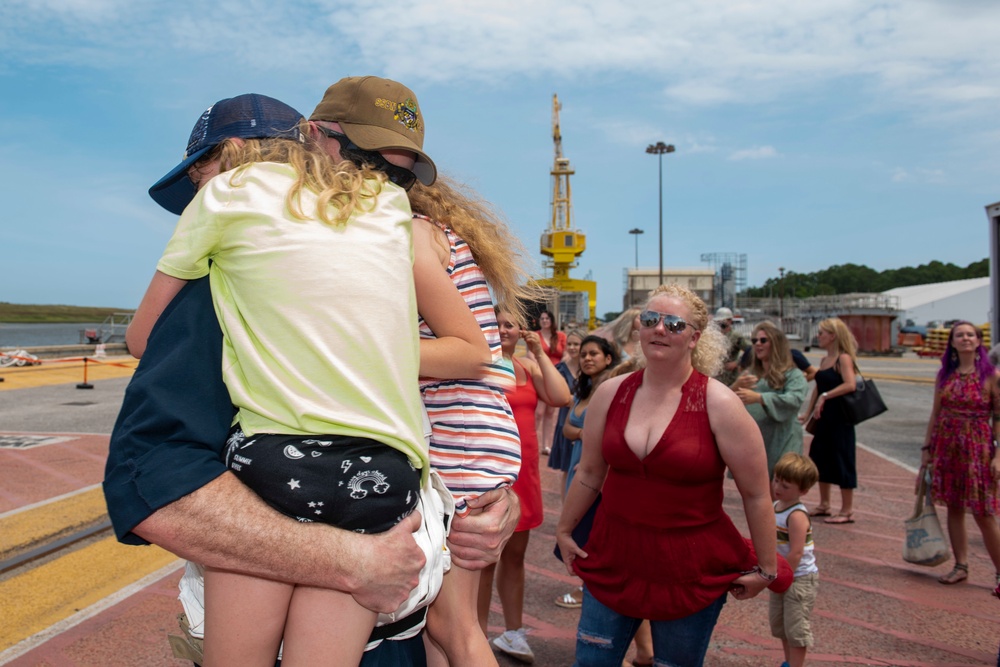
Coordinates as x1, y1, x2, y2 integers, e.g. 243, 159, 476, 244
638, 310, 697, 334
315, 125, 418, 191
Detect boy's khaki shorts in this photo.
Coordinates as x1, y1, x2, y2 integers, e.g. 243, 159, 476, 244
769, 572, 819, 647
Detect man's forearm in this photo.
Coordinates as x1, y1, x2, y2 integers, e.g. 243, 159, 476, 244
134, 472, 427, 612
134, 472, 364, 589
133, 471, 427, 614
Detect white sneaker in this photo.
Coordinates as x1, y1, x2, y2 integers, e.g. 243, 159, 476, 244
492, 627, 534, 663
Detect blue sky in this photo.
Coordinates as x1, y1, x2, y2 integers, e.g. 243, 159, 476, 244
2, 0, 999, 316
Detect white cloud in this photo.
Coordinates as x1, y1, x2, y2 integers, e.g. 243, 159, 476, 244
2, 0, 998, 125
890, 166, 946, 184
729, 146, 778, 161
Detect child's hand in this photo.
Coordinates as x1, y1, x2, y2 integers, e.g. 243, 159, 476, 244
729, 570, 769, 600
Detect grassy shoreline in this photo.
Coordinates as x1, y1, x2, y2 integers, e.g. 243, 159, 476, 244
0, 303, 132, 323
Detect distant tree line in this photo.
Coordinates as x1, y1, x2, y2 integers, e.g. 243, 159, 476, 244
0, 303, 127, 323
743, 258, 989, 299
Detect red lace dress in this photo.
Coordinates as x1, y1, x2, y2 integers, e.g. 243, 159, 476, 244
573, 369, 789, 620
929, 372, 1000, 515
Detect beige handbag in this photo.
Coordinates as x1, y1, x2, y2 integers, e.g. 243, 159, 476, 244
903, 469, 950, 567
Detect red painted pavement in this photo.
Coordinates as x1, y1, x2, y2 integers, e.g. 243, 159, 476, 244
3, 432, 1000, 666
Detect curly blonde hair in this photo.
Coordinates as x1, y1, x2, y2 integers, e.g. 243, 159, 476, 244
407, 176, 544, 323
611, 307, 642, 348
644, 284, 727, 377
204, 125, 387, 226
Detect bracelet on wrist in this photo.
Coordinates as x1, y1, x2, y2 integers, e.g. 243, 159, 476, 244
754, 566, 778, 582
742, 565, 777, 582
757, 565, 778, 583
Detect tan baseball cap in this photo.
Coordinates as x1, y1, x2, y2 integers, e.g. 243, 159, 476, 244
310, 76, 436, 186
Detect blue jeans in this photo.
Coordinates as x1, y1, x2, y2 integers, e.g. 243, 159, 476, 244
573, 587, 725, 667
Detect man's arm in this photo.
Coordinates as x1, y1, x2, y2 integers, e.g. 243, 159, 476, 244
134, 473, 425, 612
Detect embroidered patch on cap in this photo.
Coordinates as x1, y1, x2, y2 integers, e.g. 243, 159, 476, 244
394, 98, 421, 132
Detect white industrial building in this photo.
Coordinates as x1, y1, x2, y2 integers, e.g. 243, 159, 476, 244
884, 277, 990, 328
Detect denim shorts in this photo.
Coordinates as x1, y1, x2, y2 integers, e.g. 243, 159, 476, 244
574, 586, 725, 666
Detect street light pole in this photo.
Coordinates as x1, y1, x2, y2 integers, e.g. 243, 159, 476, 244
628, 228, 644, 269
645, 142, 675, 286
778, 266, 786, 322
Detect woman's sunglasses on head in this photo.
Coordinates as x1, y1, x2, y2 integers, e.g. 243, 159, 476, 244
639, 310, 696, 334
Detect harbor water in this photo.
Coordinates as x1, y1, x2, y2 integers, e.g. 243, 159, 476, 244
0, 322, 108, 348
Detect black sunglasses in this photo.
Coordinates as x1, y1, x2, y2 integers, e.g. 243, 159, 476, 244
751, 337, 769, 344
638, 310, 696, 334
315, 125, 417, 191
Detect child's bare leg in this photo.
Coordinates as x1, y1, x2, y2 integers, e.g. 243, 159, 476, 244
787, 643, 807, 667
477, 562, 497, 635
280, 585, 376, 666
203, 566, 292, 667
426, 565, 498, 667
423, 632, 449, 667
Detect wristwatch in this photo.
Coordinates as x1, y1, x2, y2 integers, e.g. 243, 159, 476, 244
753, 566, 778, 582
820, 392, 828, 399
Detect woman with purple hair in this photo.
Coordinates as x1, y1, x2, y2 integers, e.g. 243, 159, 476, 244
921, 321, 1000, 586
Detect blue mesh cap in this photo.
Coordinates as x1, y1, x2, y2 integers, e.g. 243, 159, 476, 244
149, 94, 305, 214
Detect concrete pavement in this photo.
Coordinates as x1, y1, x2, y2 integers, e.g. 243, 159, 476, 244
2, 357, 999, 666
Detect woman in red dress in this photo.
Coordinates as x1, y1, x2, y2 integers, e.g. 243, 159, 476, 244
556, 284, 786, 666
922, 321, 1000, 586
534, 308, 567, 455
478, 308, 571, 662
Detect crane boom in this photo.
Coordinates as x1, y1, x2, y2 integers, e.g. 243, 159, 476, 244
536, 94, 596, 328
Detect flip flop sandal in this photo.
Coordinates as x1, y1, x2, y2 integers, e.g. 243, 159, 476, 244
824, 514, 855, 524
938, 563, 968, 585
808, 506, 832, 517
554, 588, 583, 608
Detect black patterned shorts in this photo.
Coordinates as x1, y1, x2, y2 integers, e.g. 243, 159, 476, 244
224, 426, 420, 534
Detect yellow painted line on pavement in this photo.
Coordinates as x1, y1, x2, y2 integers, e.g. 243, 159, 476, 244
0, 487, 108, 557
0, 356, 136, 390
0, 536, 179, 651
866, 372, 934, 384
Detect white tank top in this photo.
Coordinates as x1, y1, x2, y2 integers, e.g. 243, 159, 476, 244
775, 501, 818, 577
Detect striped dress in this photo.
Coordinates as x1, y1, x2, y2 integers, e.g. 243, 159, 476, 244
416, 215, 520, 515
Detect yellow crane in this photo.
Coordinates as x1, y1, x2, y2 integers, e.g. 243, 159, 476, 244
535, 94, 597, 329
